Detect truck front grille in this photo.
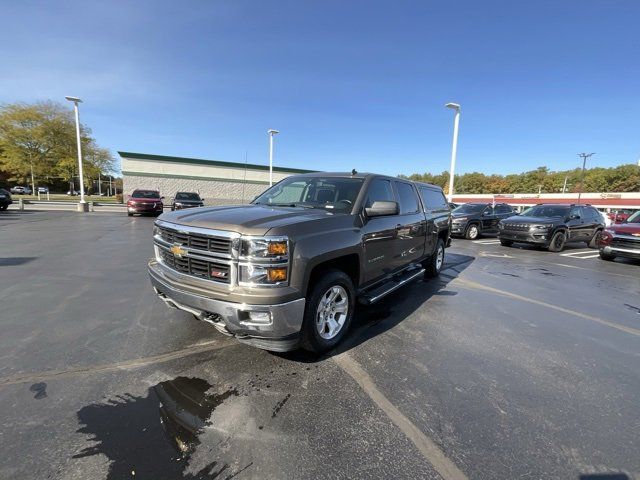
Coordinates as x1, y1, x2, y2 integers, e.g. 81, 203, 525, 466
611, 238, 640, 250
503, 223, 530, 231
159, 249, 230, 283
158, 226, 231, 254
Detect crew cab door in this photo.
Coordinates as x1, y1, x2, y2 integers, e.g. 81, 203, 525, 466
418, 186, 450, 256
391, 181, 427, 268
361, 178, 402, 283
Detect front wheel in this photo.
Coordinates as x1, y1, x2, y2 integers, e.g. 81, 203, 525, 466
465, 224, 480, 240
127, 212, 133, 217
599, 251, 616, 261
588, 229, 602, 248
500, 239, 513, 247
548, 231, 566, 252
301, 270, 355, 353
424, 238, 445, 278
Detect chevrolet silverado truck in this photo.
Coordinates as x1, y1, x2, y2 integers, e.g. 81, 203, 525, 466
148, 172, 451, 353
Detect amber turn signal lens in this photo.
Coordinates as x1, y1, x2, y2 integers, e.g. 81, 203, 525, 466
267, 241, 287, 256
267, 267, 287, 282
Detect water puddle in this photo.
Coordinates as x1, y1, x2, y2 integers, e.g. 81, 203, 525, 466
73, 376, 251, 479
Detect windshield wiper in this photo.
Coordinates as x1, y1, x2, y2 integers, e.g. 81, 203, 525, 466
269, 203, 315, 208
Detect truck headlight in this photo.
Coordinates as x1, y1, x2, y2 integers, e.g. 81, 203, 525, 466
153, 224, 160, 237
239, 265, 288, 285
531, 225, 551, 230
242, 238, 288, 258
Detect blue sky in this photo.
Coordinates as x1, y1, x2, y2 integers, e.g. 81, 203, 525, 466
1, 0, 638, 176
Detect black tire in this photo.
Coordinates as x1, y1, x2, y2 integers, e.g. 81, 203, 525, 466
500, 239, 513, 247
424, 238, 445, 278
0, 205, 7, 211
599, 251, 616, 261
127, 213, 133, 217
465, 223, 481, 240
301, 269, 355, 353
588, 229, 602, 249
548, 230, 566, 252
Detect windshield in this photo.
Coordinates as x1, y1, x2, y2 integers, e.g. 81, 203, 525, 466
626, 211, 640, 223
452, 204, 485, 214
524, 205, 571, 218
253, 177, 364, 213
132, 190, 160, 199
175, 192, 200, 201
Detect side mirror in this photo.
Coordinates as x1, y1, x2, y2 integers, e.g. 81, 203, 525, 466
570, 214, 580, 220
161, 196, 165, 200
365, 201, 399, 217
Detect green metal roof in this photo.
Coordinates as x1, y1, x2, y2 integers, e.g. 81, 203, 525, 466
118, 151, 316, 174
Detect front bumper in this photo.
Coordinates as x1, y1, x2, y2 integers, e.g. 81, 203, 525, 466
148, 259, 305, 351
499, 230, 551, 245
451, 222, 468, 236
128, 203, 163, 213
600, 245, 640, 259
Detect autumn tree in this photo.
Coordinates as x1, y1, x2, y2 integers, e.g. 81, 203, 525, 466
0, 101, 115, 191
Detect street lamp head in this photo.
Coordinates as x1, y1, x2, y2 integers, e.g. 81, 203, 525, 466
445, 102, 460, 111
65, 96, 82, 103
268, 129, 279, 135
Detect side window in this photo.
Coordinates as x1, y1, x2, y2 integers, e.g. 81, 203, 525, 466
497, 205, 512, 214
483, 205, 494, 215
365, 179, 395, 208
587, 207, 601, 221
395, 182, 420, 214
569, 206, 582, 218
420, 188, 448, 211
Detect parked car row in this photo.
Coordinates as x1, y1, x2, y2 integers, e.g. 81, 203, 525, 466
450, 201, 639, 263
10, 186, 32, 195
126, 190, 204, 216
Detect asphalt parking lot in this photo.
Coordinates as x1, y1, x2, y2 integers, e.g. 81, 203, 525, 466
0, 210, 638, 480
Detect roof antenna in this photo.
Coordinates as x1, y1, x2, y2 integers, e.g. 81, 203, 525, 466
351, 169, 357, 176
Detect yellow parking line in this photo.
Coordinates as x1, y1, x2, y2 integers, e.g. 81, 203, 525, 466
0, 340, 232, 387
455, 278, 640, 337
333, 353, 468, 480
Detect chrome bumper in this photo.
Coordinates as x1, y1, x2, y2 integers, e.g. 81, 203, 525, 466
148, 259, 305, 342
601, 245, 640, 259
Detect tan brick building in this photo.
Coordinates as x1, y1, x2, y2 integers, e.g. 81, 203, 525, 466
119, 152, 314, 205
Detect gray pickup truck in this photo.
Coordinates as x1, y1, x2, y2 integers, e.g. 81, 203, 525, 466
148, 172, 451, 353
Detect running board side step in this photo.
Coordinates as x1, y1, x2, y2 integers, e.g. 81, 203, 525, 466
358, 267, 425, 305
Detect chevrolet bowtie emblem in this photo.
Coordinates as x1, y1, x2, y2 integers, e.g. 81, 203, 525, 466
170, 244, 187, 258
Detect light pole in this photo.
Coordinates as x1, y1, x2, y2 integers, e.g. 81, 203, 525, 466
65, 96, 86, 206
445, 103, 461, 203
577, 152, 595, 204
268, 129, 279, 186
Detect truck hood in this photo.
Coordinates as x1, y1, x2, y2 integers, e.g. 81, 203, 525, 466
607, 223, 640, 235
158, 204, 337, 235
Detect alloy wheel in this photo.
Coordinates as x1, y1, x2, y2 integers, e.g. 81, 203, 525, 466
315, 285, 349, 340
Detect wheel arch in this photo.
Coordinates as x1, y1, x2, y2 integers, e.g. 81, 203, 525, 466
304, 253, 360, 297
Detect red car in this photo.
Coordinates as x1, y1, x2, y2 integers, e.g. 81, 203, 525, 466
598, 210, 640, 261
127, 189, 164, 217
607, 209, 635, 224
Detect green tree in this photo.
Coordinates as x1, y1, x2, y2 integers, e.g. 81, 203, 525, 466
0, 101, 115, 191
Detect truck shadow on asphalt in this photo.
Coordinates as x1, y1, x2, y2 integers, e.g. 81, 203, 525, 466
280, 252, 475, 363
0, 256, 38, 266
73, 377, 253, 480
